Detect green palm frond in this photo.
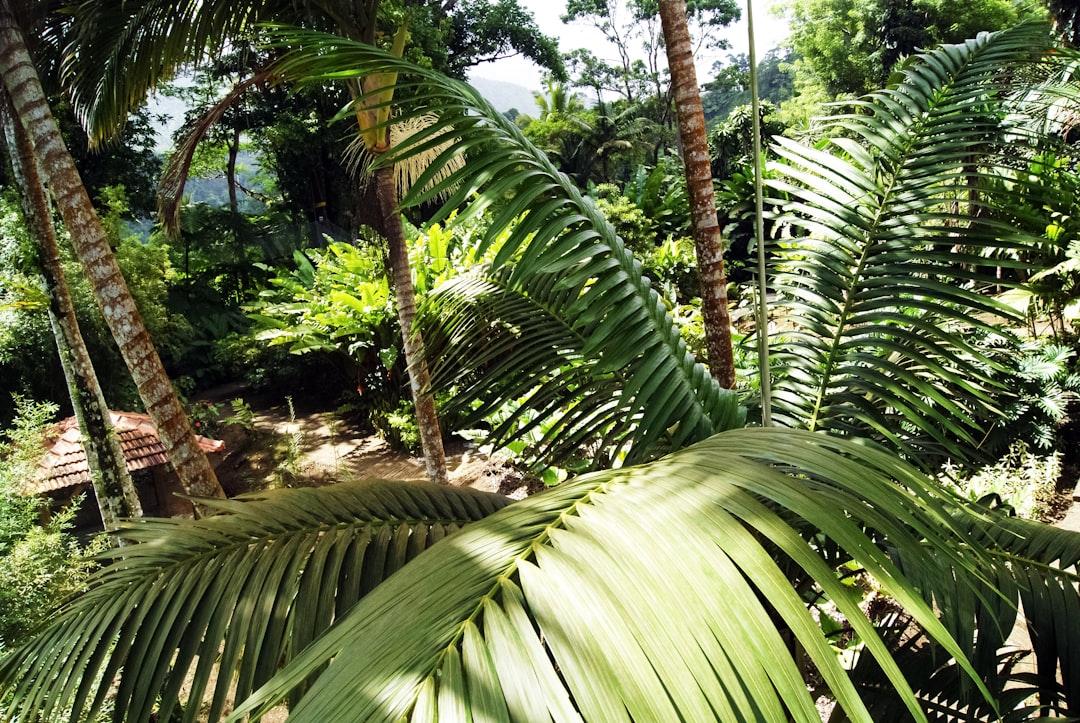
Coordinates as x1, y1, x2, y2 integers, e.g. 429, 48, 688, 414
766, 23, 1059, 465
158, 67, 275, 235
845, 612, 1044, 722
421, 265, 675, 468
950, 511, 1080, 712
224, 428, 1001, 722
845, 507, 1080, 719
267, 28, 743, 464
0, 480, 510, 722
62, 0, 290, 142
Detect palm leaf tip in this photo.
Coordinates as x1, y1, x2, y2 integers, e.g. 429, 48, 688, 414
0, 479, 511, 722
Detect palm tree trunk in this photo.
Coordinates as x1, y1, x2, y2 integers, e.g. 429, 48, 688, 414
657, 0, 737, 389
0, 2, 225, 512
373, 164, 448, 484
227, 126, 239, 215
1, 91, 143, 531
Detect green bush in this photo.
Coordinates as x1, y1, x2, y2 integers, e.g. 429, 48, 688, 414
0, 398, 99, 651
982, 339, 1080, 455
370, 398, 421, 454
591, 185, 658, 255
945, 442, 1061, 521
644, 235, 699, 303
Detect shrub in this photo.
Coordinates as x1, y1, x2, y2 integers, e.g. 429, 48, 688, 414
0, 397, 100, 650
945, 442, 1061, 521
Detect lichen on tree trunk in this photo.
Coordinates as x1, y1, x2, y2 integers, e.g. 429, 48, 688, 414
658, 0, 737, 389
0, 2, 225, 514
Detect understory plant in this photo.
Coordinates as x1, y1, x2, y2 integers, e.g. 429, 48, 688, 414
945, 442, 1061, 520
0, 398, 99, 652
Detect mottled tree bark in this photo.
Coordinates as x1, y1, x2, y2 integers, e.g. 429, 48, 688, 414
0, 3, 225, 512
658, 0, 737, 389
373, 164, 448, 484
1, 92, 143, 532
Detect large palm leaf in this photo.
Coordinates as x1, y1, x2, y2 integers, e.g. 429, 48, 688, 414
268, 29, 743, 466
0, 480, 510, 722
834, 504, 1080, 720
765, 23, 1059, 465
0, 428, 1026, 722
219, 428, 1015, 722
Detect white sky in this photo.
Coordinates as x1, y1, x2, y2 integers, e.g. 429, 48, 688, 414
468, 0, 790, 89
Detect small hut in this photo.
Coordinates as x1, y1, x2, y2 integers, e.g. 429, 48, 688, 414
32, 411, 224, 527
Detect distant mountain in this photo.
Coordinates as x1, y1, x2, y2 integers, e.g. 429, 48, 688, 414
468, 76, 541, 116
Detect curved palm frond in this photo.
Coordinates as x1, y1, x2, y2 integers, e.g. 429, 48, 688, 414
765, 23, 1060, 466
267, 28, 744, 465
420, 265, 673, 468
223, 428, 1005, 722
844, 507, 1080, 719
0, 480, 510, 722
158, 67, 275, 235
63, 0, 281, 142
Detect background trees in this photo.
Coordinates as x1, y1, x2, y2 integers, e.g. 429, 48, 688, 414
781, 0, 1038, 99
63, 0, 566, 484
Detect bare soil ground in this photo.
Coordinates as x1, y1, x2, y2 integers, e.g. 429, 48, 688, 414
200, 385, 543, 500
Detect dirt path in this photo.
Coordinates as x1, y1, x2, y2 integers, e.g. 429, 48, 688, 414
202, 388, 538, 500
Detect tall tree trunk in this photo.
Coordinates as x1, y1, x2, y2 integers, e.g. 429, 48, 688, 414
0, 91, 142, 532
373, 164, 448, 484
658, 0, 737, 389
346, 23, 448, 485
0, 3, 225, 513
227, 126, 239, 215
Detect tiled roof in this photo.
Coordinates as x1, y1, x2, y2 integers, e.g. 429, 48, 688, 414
31, 411, 224, 494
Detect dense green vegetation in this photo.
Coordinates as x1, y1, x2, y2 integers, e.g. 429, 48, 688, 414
1, 0, 1080, 720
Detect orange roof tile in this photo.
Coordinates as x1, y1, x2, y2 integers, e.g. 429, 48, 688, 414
32, 411, 224, 494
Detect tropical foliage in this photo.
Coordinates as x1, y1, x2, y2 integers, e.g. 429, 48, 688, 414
3, 426, 1079, 721
764, 22, 1063, 467
0, 480, 509, 720
3, 21, 1080, 723
0, 398, 99, 652
264, 26, 744, 467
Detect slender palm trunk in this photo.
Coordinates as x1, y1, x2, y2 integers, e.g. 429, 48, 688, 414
227, 126, 239, 215
1, 92, 142, 532
658, 0, 737, 389
374, 165, 448, 484
0, 3, 225, 512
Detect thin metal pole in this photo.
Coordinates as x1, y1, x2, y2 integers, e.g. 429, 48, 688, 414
746, 0, 772, 425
